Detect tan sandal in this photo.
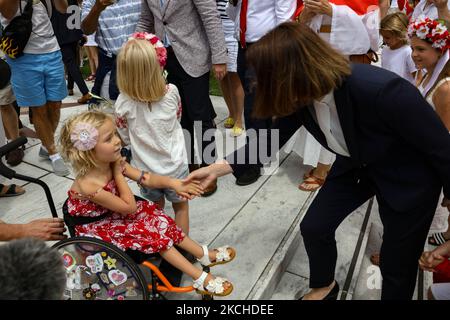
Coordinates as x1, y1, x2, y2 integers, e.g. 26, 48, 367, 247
197, 245, 236, 267
298, 175, 325, 192
193, 271, 233, 297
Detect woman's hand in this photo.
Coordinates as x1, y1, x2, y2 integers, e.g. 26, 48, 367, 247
419, 250, 446, 272
172, 179, 204, 200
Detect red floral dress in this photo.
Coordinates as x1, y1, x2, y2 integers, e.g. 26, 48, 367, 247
67, 180, 185, 254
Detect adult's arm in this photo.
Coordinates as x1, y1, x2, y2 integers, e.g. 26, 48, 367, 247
0, 0, 19, 20
379, 0, 390, 20
135, 0, 155, 33
185, 111, 304, 186
81, 0, 113, 35
0, 218, 67, 241
193, 0, 227, 66
227, 111, 304, 179
377, 77, 450, 200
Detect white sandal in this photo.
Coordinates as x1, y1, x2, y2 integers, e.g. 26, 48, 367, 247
193, 271, 233, 296
197, 245, 236, 267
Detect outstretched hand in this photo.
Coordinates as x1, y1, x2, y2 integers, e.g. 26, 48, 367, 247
183, 166, 217, 191
173, 179, 204, 200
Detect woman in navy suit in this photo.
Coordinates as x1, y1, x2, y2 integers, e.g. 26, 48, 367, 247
186, 22, 450, 300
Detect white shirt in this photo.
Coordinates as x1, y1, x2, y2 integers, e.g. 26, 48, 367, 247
381, 45, 416, 84
114, 84, 188, 178
412, 0, 450, 21
0, 0, 59, 54
227, 0, 296, 43
313, 92, 350, 157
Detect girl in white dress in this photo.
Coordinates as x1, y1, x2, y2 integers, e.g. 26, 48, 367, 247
410, 17, 450, 247
114, 33, 191, 235
380, 12, 417, 84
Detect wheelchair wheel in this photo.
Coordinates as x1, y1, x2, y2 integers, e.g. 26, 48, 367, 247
52, 237, 149, 300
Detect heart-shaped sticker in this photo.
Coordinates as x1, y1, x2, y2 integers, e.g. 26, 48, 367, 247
108, 269, 127, 286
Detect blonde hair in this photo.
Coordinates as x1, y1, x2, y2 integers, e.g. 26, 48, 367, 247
116, 38, 166, 103
380, 12, 410, 45
59, 110, 113, 177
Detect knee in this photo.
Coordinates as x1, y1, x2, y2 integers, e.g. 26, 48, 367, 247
300, 217, 331, 240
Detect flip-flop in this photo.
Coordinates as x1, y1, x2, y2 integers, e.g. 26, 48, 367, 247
0, 184, 25, 197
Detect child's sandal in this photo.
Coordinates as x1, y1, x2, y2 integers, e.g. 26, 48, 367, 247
197, 245, 236, 267
193, 271, 233, 297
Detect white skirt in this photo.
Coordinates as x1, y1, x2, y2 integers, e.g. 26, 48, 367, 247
85, 33, 98, 47
284, 127, 335, 167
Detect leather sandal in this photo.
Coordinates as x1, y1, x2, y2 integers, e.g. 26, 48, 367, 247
193, 271, 233, 297
224, 117, 235, 129
0, 183, 25, 197
197, 244, 236, 268
298, 175, 325, 192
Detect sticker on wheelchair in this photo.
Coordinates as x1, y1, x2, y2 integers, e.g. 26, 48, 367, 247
53, 237, 149, 300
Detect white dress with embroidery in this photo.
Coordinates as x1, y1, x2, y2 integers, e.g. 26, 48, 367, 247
114, 84, 188, 178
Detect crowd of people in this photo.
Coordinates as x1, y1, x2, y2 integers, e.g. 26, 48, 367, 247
0, 0, 449, 300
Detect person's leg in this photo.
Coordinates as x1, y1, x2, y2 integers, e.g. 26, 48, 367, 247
0, 104, 19, 140
159, 245, 232, 292
377, 191, 440, 300
32, 104, 57, 154
229, 72, 244, 130
61, 43, 90, 98
300, 167, 374, 299
172, 201, 189, 235
46, 101, 61, 134
220, 73, 236, 127
87, 46, 98, 73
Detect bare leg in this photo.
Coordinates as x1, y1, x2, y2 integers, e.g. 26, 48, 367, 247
172, 201, 189, 235
86, 46, 98, 74
228, 72, 244, 129
46, 101, 61, 135
32, 104, 58, 155
219, 74, 235, 121
0, 104, 19, 140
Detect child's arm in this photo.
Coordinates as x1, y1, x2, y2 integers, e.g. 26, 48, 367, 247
122, 161, 203, 199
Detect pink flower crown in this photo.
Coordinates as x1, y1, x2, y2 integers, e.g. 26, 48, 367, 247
130, 32, 167, 68
408, 16, 450, 52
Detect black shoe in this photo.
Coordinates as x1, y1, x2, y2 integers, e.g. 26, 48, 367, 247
236, 165, 261, 186
298, 282, 339, 300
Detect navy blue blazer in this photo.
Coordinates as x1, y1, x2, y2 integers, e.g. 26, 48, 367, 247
229, 64, 450, 212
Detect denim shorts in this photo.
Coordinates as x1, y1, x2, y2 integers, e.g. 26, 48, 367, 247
140, 169, 189, 204
7, 51, 67, 107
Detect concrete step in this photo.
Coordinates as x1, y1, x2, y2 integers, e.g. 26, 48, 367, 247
270, 198, 375, 300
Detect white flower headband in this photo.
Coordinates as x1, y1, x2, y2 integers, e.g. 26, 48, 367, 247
70, 122, 99, 151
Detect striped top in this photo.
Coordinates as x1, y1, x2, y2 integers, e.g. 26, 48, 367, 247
82, 0, 141, 56
216, 0, 230, 20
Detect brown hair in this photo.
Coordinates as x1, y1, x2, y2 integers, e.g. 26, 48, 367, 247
380, 12, 409, 46
247, 22, 351, 119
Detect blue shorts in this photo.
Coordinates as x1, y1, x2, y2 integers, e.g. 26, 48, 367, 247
7, 51, 67, 107
140, 169, 189, 204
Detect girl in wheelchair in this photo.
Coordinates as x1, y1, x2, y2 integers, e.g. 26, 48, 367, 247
58, 111, 236, 297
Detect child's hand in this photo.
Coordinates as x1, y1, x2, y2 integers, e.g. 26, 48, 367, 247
172, 179, 204, 200
112, 157, 126, 176
419, 250, 446, 272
